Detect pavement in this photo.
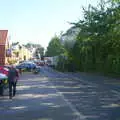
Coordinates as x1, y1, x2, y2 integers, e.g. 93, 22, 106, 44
40, 67, 120, 120
0, 66, 120, 120
0, 73, 81, 120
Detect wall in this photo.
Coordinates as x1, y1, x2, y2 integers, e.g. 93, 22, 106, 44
0, 45, 5, 65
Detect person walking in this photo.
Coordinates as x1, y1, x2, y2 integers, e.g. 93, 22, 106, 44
8, 65, 19, 99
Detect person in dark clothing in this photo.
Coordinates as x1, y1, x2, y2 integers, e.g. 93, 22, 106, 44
8, 65, 19, 99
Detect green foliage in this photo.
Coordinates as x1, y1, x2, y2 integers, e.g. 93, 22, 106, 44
56, 0, 120, 74
112, 0, 120, 2
25, 43, 42, 48
45, 35, 64, 57
71, 1, 120, 74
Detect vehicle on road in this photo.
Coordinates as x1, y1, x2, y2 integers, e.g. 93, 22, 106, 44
16, 62, 37, 72
34, 60, 45, 66
0, 73, 8, 95
0, 66, 9, 76
32, 66, 41, 74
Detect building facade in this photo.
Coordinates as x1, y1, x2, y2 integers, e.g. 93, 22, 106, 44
0, 30, 10, 65
11, 43, 32, 64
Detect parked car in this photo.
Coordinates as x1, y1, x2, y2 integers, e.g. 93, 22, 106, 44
19, 60, 25, 64
0, 66, 9, 76
0, 73, 8, 83
16, 62, 37, 71
35, 60, 45, 66
0, 73, 8, 95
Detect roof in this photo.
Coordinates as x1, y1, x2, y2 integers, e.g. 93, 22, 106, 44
0, 30, 8, 45
62, 26, 79, 37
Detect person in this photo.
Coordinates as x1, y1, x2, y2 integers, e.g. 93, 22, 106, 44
8, 65, 19, 99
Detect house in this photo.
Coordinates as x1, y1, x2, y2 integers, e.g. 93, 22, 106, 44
11, 43, 32, 64
0, 30, 10, 65
18, 45, 32, 62
60, 26, 79, 49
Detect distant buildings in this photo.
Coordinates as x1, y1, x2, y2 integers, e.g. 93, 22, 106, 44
0, 30, 34, 65
11, 42, 32, 64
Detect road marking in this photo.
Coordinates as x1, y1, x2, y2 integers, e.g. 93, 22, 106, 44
111, 90, 120, 98
49, 78, 87, 120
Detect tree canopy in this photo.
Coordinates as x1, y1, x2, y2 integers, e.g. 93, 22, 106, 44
45, 35, 64, 57
55, 0, 120, 74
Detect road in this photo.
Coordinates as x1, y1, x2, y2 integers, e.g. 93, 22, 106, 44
0, 66, 120, 120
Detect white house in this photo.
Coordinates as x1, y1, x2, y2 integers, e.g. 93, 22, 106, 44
60, 26, 80, 49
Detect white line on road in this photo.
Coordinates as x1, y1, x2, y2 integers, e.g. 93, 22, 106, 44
111, 90, 120, 98
49, 78, 87, 120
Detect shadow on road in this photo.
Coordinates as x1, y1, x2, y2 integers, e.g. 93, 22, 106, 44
0, 73, 81, 120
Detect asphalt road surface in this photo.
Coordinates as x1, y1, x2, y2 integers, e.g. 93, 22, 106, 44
0, 66, 120, 120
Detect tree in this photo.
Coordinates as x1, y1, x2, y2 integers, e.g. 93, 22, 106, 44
112, 0, 120, 2
24, 43, 42, 48
50, 0, 120, 74
60, 0, 120, 73
45, 35, 64, 57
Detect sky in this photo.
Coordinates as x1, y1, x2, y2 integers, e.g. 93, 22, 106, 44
0, 0, 99, 48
